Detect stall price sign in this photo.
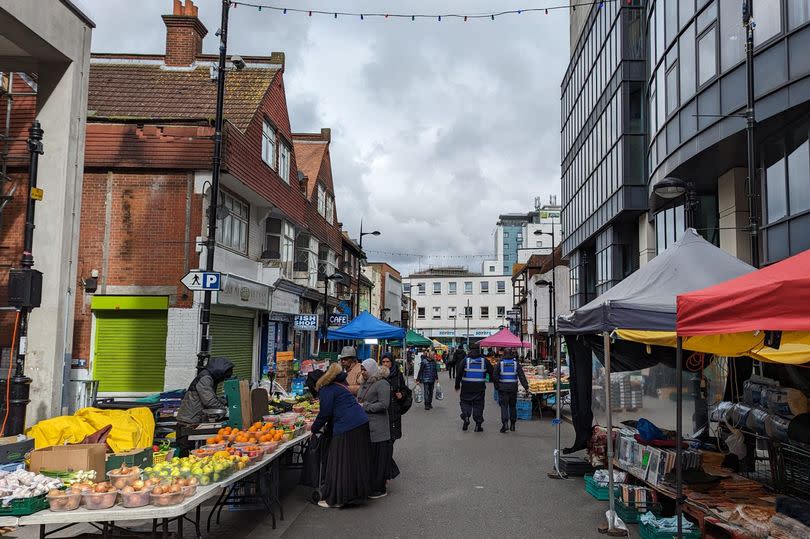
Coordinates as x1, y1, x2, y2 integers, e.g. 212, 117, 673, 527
293, 314, 318, 331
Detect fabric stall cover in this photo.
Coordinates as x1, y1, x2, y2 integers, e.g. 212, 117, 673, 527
558, 229, 753, 334
326, 311, 406, 341
405, 330, 433, 347
478, 328, 531, 348
558, 229, 753, 452
26, 407, 156, 451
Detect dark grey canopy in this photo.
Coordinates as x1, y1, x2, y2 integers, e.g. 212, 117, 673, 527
557, 229, 753, 335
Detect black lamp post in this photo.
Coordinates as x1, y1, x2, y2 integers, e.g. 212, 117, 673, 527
356, 221, 380, 316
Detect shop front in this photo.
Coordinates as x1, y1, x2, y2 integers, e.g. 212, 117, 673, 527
91, 296, 169, 395
263, 288, 299, 376
212, 274, 271, 383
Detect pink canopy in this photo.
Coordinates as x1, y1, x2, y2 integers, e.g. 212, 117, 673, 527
478, 328, 531, 348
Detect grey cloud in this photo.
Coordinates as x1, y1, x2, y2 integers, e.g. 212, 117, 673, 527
85, 0, 567, 275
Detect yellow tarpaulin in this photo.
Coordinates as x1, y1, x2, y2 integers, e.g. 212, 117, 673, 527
613, 329, 810, 365
26, 407, 155, 452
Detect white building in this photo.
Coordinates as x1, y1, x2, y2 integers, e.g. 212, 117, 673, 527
482, 196, 563, 275
404, 267, 513, 344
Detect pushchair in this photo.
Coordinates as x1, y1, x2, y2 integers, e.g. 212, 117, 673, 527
300, 432, 330, 503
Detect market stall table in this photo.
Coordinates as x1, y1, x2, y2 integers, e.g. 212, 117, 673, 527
0, 432, 311, 539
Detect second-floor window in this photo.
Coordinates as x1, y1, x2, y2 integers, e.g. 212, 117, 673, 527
480, 306, 489, 319
448, 306, 457, 318
433, 282, 441, 294
418, 283, 426, 295
262, 120, 277, 169
325, 195, 334, 224
449, 282, 457, 295
432, 306, 441, 319
417, 307, 426, 319
278, 142, 290, 183
480, 281, 489, 294
464, 281, 473, 294
265, 217, 294, 263
218, 190, 248, 254
497, 306, 506, 318
497, 280, 506, 293
317, 184, 326, 216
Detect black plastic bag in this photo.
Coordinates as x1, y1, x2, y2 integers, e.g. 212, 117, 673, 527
399, 386, 413, 415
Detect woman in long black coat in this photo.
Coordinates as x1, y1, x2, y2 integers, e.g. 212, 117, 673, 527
382, 354, 405, 442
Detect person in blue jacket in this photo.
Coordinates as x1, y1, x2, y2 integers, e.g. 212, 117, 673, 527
311, 362, 372, 508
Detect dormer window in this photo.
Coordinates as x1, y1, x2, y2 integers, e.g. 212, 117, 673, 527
262, 120, 277, 169
279, 142, 290, 183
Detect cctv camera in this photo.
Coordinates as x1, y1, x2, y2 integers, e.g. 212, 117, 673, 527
231, 55, 246, 70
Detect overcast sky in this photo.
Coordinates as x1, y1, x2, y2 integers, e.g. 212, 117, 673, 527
83, 0, 568, 275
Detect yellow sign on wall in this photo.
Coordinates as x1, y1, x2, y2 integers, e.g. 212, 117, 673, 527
276, 351, 294, 362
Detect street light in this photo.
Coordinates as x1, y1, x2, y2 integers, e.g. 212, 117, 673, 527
356, 220, 381, 316
651, 177, 698, 229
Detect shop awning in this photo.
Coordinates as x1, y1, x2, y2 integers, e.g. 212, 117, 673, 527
557, 229, 753, 334
326, 311, 406, 340
405, 330, 432, 346
478, 328, 531, 348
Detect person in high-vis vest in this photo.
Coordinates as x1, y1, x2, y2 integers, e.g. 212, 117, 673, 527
492, 349, 530, 433
454, 342, 492, 432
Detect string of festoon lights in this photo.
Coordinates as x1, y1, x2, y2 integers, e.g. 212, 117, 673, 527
229, 0, 626, 22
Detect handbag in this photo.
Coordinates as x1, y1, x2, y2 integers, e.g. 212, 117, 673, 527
398, 386, 413, 415
435, 382, 444, 401
414, 384, 423, 404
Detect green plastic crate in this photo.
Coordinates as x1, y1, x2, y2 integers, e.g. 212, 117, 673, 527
615, 499, 662, 524
584, 474, 617, 501
0, 494, 48, 516
639, 521, 701, 539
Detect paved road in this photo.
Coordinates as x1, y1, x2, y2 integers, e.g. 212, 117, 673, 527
242, 372, 608, 539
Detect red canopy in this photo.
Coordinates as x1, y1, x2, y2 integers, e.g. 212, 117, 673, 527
677, 248, 810, 335
478, 328, 531, 348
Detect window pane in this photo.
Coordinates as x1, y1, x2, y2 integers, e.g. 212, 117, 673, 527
675, 204, 686, 236
697, 0, 717, 33
666, 0, 679, 45
720, 0, 744, 71
788, 139, 810, 214
666, 64, 679, 114
767, 154, 788, 223
789, 0, 810, 29
680, 22, 696, 101
755, 0, 781, 46
680, 0, 695, 27
656, 1, 665, 63
656, 211, 666, 254
698, 27, 717, 85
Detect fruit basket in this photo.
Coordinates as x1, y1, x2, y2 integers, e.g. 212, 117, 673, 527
107, 466, 141, 489
150, 487, 184, 507
82, 489, 119, 510
120, 488, 150, 508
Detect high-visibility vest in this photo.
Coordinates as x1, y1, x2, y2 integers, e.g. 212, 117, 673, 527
462, 357, 487, 383
500, 359, 518, 384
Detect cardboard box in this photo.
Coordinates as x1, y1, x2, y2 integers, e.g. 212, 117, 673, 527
105, 448, 152, 472
0, 436, 34, 464
29, 444, 106, 479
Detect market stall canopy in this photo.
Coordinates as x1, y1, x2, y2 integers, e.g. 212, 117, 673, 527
431, 339, 448, 350
478, 328, 531, 348
405, 329, 433, 347
326, 311, 406, 340
678, 248, 810, 335
558, 229, 753, 334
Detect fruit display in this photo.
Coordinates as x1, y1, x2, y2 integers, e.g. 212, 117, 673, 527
149, 483, 184, 507
236, 445, 264, 462
119, 479, 155, 508
82, 483, 118, 510
45, 489, 82, 512
144, 453, 240, 486
528, 377, 568, 393
107, 465, 141, 490
207, 423, 288, 446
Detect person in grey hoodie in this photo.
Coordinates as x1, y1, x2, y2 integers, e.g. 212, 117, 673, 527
176, 356, 234, 456
357, 359, 396, 499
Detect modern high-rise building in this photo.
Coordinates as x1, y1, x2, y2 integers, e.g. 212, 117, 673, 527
561, 0, 648, 310
482, 197, 562, 276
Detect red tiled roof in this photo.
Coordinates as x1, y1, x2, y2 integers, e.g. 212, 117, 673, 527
87, 59, 279, 131
292, 140, 327, 198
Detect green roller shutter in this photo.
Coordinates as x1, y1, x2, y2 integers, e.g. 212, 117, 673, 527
210, 314, 254, 382
93, 310, 167, 393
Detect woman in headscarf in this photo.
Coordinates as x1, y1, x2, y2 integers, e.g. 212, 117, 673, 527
357, 358, 393, 498
311, 362, 372, 508
381, 354, 405, 443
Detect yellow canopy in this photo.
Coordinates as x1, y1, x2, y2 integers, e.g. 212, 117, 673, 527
431, 339, 448, 350
613, 329, 810, 365
26, 407, 156, 452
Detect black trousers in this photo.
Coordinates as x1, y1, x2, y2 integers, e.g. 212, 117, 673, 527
447, 363, 455, 379
460, 391, 485, 425
423, 382, 435, 408
498, 390, 518, 425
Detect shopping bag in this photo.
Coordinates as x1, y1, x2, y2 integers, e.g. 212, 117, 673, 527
414, 384, 423, 404
435, 382, 444, 401
398, 386, 413, 415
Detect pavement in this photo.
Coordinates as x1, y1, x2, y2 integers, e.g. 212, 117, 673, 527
9, 373, 613, 538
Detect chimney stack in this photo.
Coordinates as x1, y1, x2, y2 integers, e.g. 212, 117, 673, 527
162, 0, 208, 67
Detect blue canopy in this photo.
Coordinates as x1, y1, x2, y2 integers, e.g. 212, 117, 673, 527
326, 311, 406, 340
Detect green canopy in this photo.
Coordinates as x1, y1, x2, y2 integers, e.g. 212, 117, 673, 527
406, 330, 432, 347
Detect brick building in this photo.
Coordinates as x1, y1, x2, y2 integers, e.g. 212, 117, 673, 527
72, 0, 346, 395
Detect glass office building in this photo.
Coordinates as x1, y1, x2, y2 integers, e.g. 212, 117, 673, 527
561, 0, 647, 309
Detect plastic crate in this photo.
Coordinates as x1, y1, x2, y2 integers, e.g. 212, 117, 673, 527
584, 474, 616, 501
639, 520, 701, 539
493, 391, 499, 403
516, 398, 532, 410
615, 499, 661, 524
0, 495, 48, 516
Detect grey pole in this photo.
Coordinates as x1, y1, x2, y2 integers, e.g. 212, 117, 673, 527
603, 331, 618, 534
676, 336, 684, 538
